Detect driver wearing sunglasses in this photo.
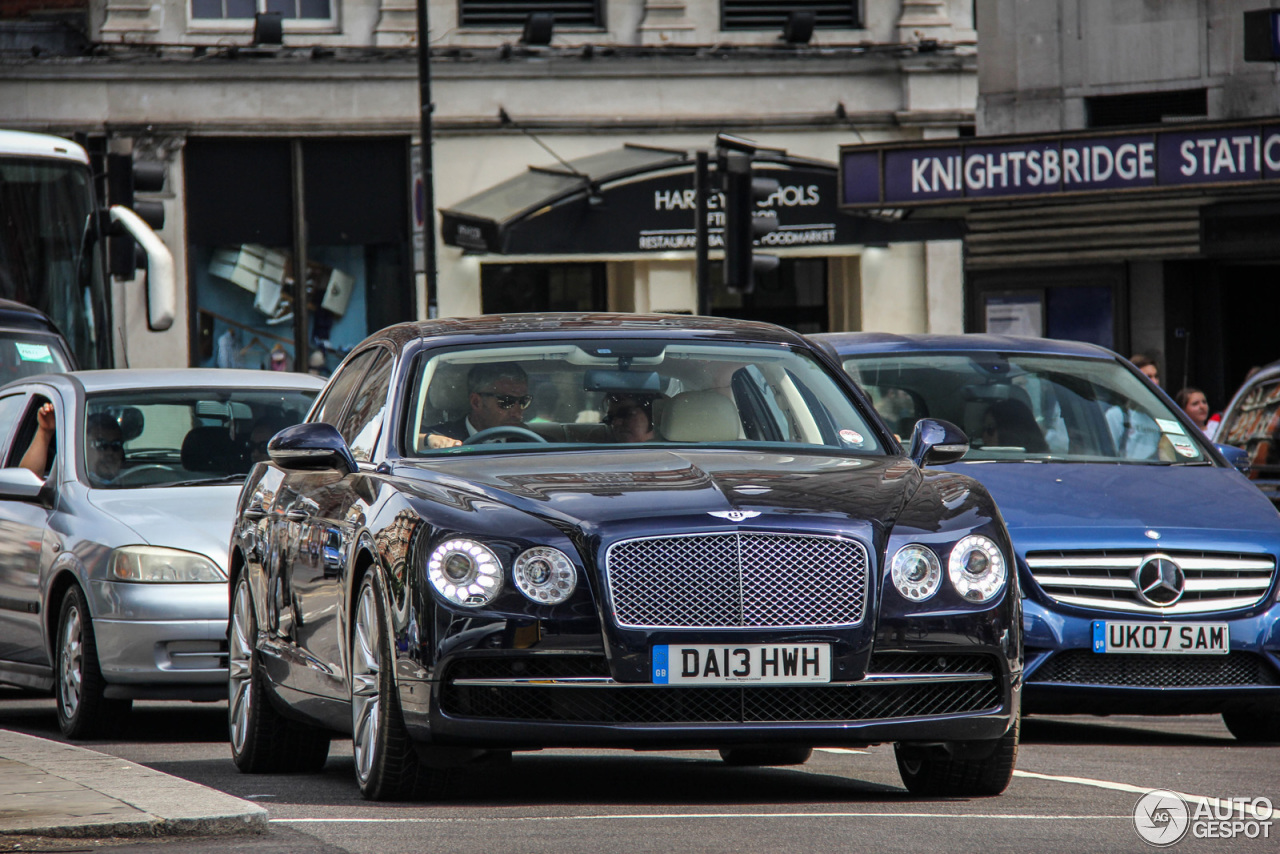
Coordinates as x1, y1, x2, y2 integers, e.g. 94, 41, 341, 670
424, 362, 531, 449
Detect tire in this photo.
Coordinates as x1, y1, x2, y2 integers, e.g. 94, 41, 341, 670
350, 571, 451, 801
228, 574, 330, 773
55, 585, 131, 739
1222, 704, 1280, 743
895, 715, 1019, 797
719, 745, 813, 766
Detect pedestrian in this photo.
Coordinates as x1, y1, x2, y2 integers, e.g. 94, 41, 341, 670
1176, 387, 1217, 439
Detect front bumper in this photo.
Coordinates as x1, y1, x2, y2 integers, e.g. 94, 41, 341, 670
1022, 599, 1280, 714
86, 579, 228, 698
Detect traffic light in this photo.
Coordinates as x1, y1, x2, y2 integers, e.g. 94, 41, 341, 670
107, 153, 166, 278
721, 150, 780, 294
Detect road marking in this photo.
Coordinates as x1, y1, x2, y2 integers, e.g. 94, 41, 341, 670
815, 748, 868, 754
275, 813, 1127, 824
1014, 770, 1276, 818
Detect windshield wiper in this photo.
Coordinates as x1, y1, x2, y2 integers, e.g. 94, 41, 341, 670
157, 474, 248, 487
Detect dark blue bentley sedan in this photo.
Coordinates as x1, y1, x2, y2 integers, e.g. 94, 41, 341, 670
228, 314, 1022, 800
813, 332, 1280, 743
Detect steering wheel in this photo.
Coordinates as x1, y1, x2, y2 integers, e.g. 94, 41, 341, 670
113, 464, 176, 485
463, 426, 548, 445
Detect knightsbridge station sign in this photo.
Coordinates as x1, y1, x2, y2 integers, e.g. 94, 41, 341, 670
840, 121, 1280, 209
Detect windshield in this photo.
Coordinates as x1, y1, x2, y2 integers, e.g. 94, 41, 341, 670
841, 352, 1209, 464
406, 339, 883, 456
0, 333, 70, 379
84, 387, 318, 488
0, 157, 107, 369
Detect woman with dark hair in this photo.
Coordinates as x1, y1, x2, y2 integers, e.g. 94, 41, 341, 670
1176, 386, 1216, 438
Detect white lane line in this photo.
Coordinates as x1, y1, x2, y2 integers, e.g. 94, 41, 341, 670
1014, 770, 1276, 819
274, 813, 1126, 825
815, 748, 869, 754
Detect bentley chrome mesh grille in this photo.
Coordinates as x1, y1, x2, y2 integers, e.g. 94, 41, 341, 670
605, 532, 869, 629
1025, 550, 1275, 615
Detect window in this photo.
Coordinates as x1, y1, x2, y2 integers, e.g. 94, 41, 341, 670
339, 349, 393, 462
721, 1, 860, 31
1085, 89, 1207, 128
191, 0, 331, 21
315, 349, 376, 427
459, 1, 602, 28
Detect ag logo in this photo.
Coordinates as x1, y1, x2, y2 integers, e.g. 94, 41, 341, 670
1133, 789, 1190, 846
708, 510, 761, 522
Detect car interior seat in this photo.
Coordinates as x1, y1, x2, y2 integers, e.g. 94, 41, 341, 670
660, 390, 742, 442
180, 426, 239, 474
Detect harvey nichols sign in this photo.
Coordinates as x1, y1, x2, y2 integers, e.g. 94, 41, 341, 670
841, 121, 1280, 209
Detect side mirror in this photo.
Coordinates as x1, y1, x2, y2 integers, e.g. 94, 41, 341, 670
908, 418, 969, 467
0, 467, 50, 502
268, 423, 357, 475
1215, 443, 1251, 476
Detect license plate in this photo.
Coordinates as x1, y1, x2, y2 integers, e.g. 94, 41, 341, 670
652, 643, 831, 684
1092, 621, 1229, 654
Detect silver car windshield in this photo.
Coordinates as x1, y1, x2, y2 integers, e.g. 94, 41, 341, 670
841, 352, 1208, 464
407, 340, 883, 455
84, 388, 317, 488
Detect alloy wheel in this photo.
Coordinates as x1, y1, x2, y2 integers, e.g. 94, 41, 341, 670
351, 580, 382, 785
228, 578, 254, 755
58, 601, 84, 719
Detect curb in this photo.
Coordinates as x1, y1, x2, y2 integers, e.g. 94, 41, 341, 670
0, 729, 267, 838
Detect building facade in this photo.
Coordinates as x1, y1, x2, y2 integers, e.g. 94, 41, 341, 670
1, 0, 977, 370
841, 0, 1280, 410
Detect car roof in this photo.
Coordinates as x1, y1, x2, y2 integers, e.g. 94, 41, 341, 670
0, 300, 65, 335
373, 312, 811, 350
0, 368, 326, 395
810, 331, 1120, 360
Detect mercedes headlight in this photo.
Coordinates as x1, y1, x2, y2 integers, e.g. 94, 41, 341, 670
947, 535, 1007, 603
513, 547, 577, 605
109, 546, 225, 583
428, 539, 502, 607
890, 544, 942, 602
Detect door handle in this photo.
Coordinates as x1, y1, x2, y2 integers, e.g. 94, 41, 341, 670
284, 509, 309, 522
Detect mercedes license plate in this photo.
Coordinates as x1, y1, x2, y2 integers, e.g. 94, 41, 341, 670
1092, 621, 1229, 654
652, 643, 831, 684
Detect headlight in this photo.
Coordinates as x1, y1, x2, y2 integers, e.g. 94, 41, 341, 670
890, 544, 942, 601
947, 535, 1007, 603
513, 547, 577, 605
428, 539, 502, 607
109, 546, 225, 583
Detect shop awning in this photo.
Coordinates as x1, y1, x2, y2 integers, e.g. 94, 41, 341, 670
441, 143, 958, 256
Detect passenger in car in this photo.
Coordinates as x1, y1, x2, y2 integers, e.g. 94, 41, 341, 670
603, 393, 658, 443
19, 401, 55, 478
423, 362, 530, 449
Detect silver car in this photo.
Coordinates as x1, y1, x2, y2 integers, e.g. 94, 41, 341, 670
0, 369, 322, 738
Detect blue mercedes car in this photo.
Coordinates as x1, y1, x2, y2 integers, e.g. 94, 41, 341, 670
813, 332, 1280, 742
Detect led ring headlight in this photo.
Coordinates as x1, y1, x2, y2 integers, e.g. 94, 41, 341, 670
513, 546, 577, 604
428, 539, 502, 607
948, 534, 1007, 603
890, 544, 942, 602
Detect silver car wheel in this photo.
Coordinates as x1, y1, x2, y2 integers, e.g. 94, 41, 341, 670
58, 602, 84, 719
228, 578, 254, 755
351, 580, 382, 786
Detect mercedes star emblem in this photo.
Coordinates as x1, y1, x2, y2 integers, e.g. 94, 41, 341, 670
1134, 553, 1185, 607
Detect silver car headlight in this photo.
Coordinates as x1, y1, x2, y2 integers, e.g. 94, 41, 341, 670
428, 539, 502, 607
890, 544, 942, 602
947, 535, 1007, 603
109, 546, 225, 583
513, 546, 577, 605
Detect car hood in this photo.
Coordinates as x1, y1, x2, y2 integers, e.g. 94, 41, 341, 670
401, 449, 917, 531
946, 461, 1280, 551
85, 484, 241, 570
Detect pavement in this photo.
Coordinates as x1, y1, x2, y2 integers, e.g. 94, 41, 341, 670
0, 728, 267, 839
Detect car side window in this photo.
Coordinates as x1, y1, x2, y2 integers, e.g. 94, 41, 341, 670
314, 349, 377, 427
339, 350, 394, 463
0, 392, 31, 465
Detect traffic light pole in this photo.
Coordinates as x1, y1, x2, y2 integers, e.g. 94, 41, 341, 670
695, 150, 710, 316
417, 0, 438, 319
